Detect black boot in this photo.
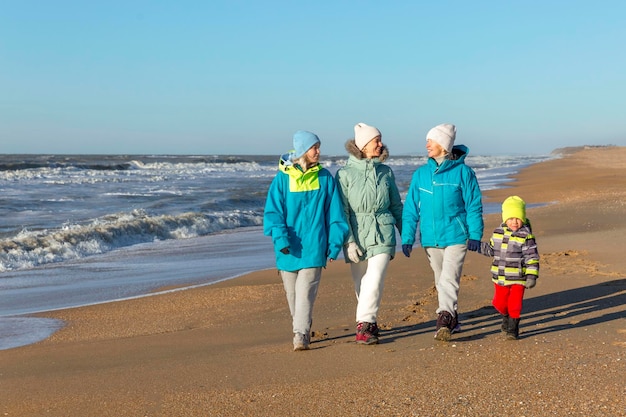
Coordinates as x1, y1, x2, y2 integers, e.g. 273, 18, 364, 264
506, 318, 520, 340
501, 315, 509, 333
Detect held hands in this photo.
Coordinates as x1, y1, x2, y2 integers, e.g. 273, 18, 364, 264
402, 244, 413, 258
467, 239, 481, 253
525, 276, 536, 289
346, 242, 363, 263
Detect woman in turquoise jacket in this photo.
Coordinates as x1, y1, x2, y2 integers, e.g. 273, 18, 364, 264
335, 123, 403, 345
401, 123, 483, 342
264, 130, 348, 351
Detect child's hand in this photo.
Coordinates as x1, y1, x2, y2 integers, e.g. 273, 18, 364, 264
524, 277, 536, 289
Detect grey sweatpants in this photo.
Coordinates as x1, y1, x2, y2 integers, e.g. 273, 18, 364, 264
280, 268, 322, 335
424, 245, 467, 315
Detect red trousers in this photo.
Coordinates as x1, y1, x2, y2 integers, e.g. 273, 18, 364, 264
492, 283, 526, 319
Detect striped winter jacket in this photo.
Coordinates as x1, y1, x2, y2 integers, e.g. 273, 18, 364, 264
480, 221, 539, 286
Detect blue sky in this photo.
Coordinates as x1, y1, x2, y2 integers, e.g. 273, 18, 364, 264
1, 1, 625, 156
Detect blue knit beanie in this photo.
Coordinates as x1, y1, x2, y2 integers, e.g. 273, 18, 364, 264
293, 130, 320, 158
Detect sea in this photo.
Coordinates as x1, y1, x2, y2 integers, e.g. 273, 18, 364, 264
0, 152, 554, 350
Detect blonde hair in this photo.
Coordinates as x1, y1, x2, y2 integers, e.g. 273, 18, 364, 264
291, 155, 315, 172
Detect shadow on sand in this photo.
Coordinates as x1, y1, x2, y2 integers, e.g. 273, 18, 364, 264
371, 278, 626, 344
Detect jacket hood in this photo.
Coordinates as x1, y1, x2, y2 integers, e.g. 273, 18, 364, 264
429, 144, 469, 172
278, 151, 320, 177
449, 144, 469, 161
279, 151, 297, 168
344, 139, 389, 162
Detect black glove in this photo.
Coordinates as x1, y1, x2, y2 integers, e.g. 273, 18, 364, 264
402, 244, 413, 258
280, 247, 290, 255
467, 239, 481, 253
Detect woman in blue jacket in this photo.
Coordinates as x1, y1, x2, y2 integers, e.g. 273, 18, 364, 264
264, 130, 348, 351
401, 123, 483, 342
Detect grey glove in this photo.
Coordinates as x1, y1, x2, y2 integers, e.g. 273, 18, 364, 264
525, 277, 536, 289
346, 242, 363, 263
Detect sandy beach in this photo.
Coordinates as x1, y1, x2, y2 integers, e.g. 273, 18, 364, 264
1, 146, 625, 417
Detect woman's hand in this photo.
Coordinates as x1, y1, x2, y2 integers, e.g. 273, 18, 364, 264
347, 242, 363, 263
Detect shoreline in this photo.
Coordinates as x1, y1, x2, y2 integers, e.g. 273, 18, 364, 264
0, 152, 542, 348
1, 146, 625, 416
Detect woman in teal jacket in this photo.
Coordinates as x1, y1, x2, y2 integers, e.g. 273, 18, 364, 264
264, 130, 348, 351
335, 123, 403, 345
402, 123, 483, 342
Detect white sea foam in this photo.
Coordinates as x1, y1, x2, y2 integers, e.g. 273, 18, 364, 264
0, 209, 263, 271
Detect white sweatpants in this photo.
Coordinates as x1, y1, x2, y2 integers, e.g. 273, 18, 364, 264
350, 253, 391, 323
280, 268, 322, 335
424, 245, 467, 315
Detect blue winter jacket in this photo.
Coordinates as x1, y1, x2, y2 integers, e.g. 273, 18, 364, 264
263, 152, 349, 272
402, 145, 484, 248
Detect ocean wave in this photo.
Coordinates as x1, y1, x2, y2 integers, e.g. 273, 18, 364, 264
0, 209, 263, 272
0, 161, 278, 184
0, 155, 280, 173
0, 161, 136, 172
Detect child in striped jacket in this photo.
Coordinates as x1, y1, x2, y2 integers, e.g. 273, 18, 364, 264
470, 196, 539, 339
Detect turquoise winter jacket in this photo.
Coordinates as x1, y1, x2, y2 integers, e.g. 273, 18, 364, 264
263, 152, 349, 272
335, 141, 403, 262
402, 145, 484, 248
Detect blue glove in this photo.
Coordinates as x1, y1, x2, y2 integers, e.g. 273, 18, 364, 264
467, 239, 481, 253
402, 244, 413, 258
280, 247, 290, 255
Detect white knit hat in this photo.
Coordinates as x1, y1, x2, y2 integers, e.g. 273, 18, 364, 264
354, 122, 381, 150
426, 123, 456, 153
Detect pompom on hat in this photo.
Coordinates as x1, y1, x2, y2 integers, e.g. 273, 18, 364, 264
426, 123, 456, 153
354, 123, 381, 150
293, 130, 321, 158
502, 195, 526, 223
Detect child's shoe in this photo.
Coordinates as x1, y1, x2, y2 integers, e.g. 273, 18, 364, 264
505, 318, 520, 340
501, 315, 509, 333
